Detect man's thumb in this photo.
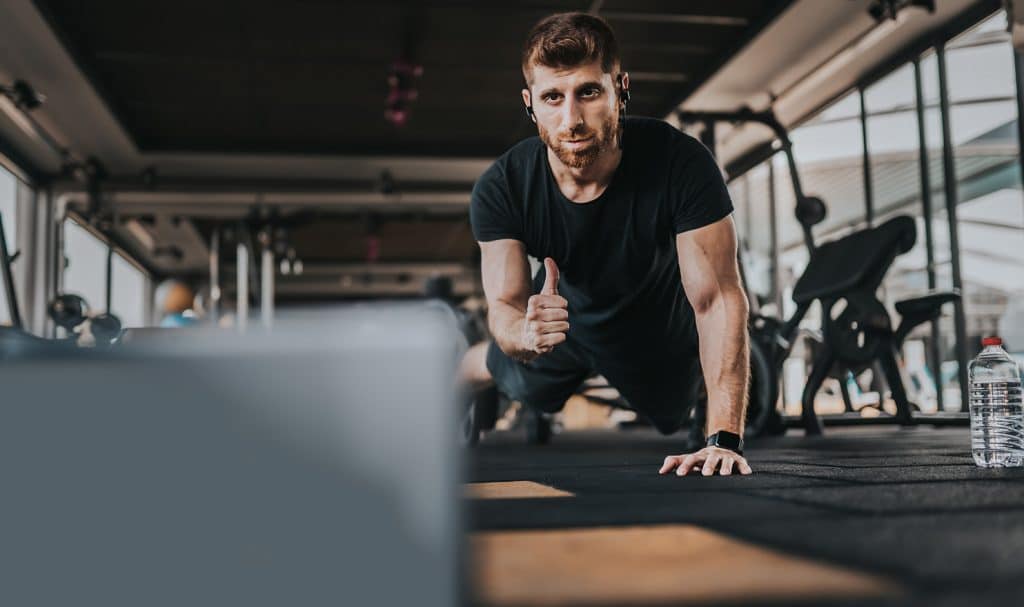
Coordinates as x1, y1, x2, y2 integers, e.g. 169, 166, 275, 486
542, 257, 559, 295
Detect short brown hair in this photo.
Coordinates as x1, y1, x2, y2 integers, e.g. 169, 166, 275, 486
521, 12, 621, 85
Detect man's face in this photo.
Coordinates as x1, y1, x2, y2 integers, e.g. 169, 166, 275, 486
522, 61, 622, 169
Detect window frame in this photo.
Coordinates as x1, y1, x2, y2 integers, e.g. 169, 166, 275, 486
725, 4, 1016, 414
61, 210, 152, 324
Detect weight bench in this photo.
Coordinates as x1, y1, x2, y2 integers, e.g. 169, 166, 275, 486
792, 215, 959, 434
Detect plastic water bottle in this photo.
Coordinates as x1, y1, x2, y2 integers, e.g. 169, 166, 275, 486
969, 336, 1024, 467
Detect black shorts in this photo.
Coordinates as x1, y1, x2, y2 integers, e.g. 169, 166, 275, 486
485, 337, 702, 435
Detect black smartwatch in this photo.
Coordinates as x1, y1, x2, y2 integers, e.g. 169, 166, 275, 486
706, 430, 744, 455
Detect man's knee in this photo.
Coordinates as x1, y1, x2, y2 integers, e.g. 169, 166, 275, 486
458, 341, 494, 389
649, 411, 688, 435
523, 396, 569, 414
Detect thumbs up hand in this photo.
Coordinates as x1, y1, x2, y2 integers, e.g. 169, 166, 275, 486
523, 257, 570, 356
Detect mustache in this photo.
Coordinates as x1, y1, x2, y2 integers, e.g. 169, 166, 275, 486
558, 127, 594, 140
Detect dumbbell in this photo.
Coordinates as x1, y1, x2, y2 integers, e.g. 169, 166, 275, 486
90, 313, 123, 345
48, 294, 89, 332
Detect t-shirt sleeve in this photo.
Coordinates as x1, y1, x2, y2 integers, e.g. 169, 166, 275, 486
470, 162, 523, 242
670, 136, 734, 234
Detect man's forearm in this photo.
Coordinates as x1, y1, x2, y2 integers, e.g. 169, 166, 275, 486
694, 287, 750, 436
488, 299, 537, 362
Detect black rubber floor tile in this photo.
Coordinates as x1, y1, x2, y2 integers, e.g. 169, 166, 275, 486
749, 478, 1024, 514
712, 510, 1024, 587
756, 454, 972, 467
468, 491, 833, 531
468, 465, 845, 494
468, 426, 1024, 605
752, 462, 1024, 484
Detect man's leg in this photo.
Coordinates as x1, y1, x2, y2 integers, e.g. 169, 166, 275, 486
457, 340, 494, 392
597, 351, 704, 438
457, 331, 593, 443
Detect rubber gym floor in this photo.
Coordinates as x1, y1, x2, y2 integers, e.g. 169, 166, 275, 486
466, 425, 1024, 606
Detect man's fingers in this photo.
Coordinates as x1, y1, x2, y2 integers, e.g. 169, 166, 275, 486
537, 332, 567, 348
530, 294, 568, 310
663, 449, 753, 477
702, 454, 720, 477
534, 308, 569, 322
527, 320, 567, 335
526, 295, 567, 319
676, 454, 699, 476
659, 455, 682, 475
539, 321, 570, 335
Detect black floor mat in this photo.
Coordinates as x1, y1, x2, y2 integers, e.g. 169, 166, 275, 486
467, 426, 1024, 606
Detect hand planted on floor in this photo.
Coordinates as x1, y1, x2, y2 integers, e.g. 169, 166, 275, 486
658, 446, 753, 477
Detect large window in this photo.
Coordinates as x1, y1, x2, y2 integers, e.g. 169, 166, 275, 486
778, 90, 868, 244
0, 167, 17, 326
863, 63, 945, 412
63, 218, 150, 327
111, 253, 147, 328
942, 10, 1024, 402
729, 162, 775, 310
63, 219, 109, 315
728, 8, 1024, 416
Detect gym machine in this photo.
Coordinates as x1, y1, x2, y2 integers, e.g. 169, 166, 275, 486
1, 211, 122, 356
677, 107, 964, 435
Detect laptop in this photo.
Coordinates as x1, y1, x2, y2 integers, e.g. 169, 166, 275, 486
0, 303, 462, 606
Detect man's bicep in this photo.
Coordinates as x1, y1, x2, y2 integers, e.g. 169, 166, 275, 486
675, 216, 742, 313
479, 239, 532, 312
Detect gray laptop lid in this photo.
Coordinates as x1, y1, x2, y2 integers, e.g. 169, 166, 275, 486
0, 303, 461, 607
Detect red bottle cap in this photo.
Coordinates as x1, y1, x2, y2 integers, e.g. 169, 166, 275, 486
982, 336, 1002, 346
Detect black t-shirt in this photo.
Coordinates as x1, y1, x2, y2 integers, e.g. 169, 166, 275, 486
470, 116, 733, 369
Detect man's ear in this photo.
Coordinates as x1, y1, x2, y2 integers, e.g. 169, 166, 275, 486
521, 88, 536, 123
618, 72, 630, 104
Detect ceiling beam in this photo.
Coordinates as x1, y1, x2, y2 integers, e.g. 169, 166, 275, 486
600, 12, 749, 27
56, 176, 476, 194
656, 0, 794, 119
628, 72, 689, 83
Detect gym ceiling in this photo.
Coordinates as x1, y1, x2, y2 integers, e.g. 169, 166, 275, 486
32, 0, 791, 157
0, 0, 992, 297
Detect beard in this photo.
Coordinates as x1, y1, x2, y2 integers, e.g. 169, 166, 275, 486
538, 111, 620, 169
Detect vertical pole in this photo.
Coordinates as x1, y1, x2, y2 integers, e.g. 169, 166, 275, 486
104, 244, 113, 313
937, 44, 970, 412
914, 58, 945, 413
769, 158, 781, 314
0, 211, 22, 329
209, 227, 221, 325
51, 198, 65, 337
260, 236, 274, 330
14, 180, 36, 331
30, 188, 53, 335
860, 88, 875, 227
142, 276, 154, 328
768, 156, 787, 408
1012, 37, 1024, 215
236, 235, 249, 333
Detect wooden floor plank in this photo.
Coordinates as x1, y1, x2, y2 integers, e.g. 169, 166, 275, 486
465, 481, 575, 500
472, 524, 901, 605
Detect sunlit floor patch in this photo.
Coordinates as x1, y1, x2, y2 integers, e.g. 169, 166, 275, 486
472, 524, 901, 606
465, 481, 575, 499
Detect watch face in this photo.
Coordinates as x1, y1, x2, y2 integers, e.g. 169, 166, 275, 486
710, 431, 742, 450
